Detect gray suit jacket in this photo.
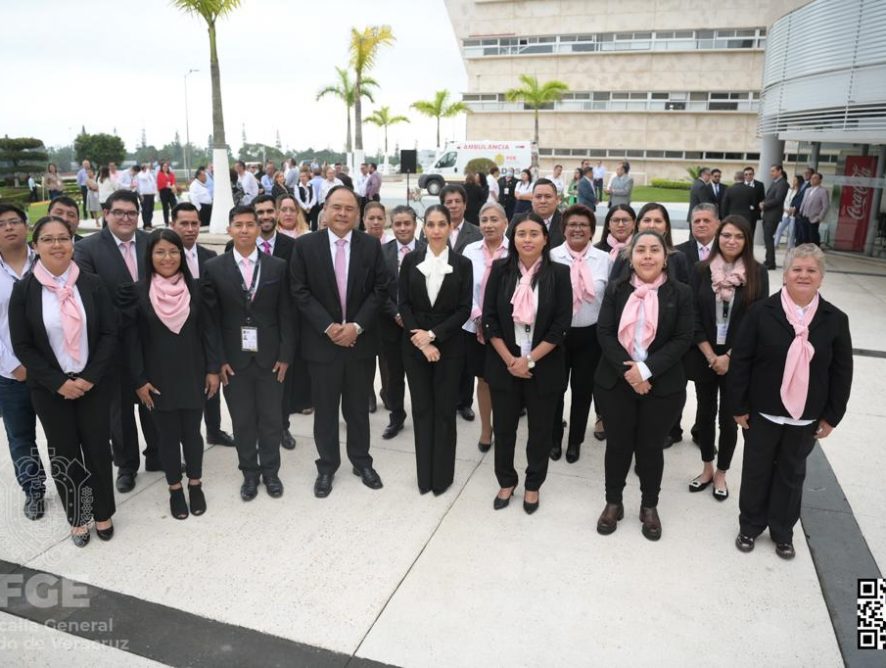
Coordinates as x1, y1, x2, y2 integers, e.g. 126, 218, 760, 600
762, 177, 789, 224
608, 175, 633, 206
450, 221, 483, 255
799, 186, 830, 224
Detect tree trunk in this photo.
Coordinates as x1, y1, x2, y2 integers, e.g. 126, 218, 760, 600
533, 109, 540, 168
208, 22, 226, 147
436, 117, 441, 149
346, 108, 352, 153
384, 126, 388, 155
354, 72, 363, 151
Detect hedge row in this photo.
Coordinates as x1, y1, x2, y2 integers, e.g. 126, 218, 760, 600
649, 178, 692, 190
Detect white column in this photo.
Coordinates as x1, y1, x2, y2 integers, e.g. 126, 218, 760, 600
756, 134, 785, 244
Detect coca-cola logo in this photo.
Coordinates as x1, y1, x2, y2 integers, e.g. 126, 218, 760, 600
843, 164, 872, 222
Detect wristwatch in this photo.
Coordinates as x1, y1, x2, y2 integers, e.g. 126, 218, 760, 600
353, 323, 364, 336
526, 354, 536, 369
428, 330, 436, 341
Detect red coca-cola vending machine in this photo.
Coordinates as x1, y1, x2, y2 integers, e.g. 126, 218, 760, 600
833, 155, 879, 252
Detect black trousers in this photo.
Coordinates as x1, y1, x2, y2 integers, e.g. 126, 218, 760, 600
141, 194, 155, 228
380, 337, 407, 423
222, 360, 283, 475
403, 349, 460, 493
289, 357, 312, 412
763, 217, 778, 266
198, 204, 212, 228
80, 185, 88, 216
696, 374, 739, 470
110, 365, 158, 473
597, 381, 685, 508
31, 381, 115, 526
153, 408, 203, 485
309, 204, 322, 231
457, 357, 474, 410
738, 414, 817, 544
204, 391, 222, 435
491, 379, 557, 491
554, 325, 600, 447
794, 215, 815, 245
308, 357, 373, 475
159, 188, 177, 226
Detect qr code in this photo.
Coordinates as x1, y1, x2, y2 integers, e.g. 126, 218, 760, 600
858, 578, 886, 649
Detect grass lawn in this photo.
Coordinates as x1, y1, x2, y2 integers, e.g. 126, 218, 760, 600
23, 199, 164, 221
630, 186, 689, 203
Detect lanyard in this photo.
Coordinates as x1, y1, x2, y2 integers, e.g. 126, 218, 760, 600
239, 253, 262, 322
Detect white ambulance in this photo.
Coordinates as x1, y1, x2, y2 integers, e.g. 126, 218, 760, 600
418, 140, 536, 195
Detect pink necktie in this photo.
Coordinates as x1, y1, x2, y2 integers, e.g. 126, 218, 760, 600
335, 238, 347, 321
122, 241, 137, 281
699, 246, 709, 261
240, 258, 253, 298
399, 244, 409, 268
261, 240, 271, 254
186, 251, 199, 278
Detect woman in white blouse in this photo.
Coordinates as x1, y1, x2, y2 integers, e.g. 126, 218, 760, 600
399, 205, 473, 495
774, 174, 802, 251
549, 204, 612, 463
513, 169, 534, 216
9, 217, 118, 547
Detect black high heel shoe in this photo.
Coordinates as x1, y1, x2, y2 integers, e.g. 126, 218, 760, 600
523, 492, 540, 515
493, 486, 516, 510
95, 522, 114, 541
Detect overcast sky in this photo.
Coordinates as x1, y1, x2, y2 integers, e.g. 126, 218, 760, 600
3, 0, 467, 154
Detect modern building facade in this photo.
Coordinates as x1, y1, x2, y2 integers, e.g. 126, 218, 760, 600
444, 0, 809, 183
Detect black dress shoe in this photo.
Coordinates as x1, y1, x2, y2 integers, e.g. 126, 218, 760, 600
263, 473, 284, 498
314, 473, 334, 498
565, 443, 580, 463
116, 472, 136, 493
458, 406, 475, 421
523, 496, 539, 515
369, 395, 377, 413
382, 421, 404, 440
207, 430, 235, 447
775, 542, 795, 560
639, 506, 662, 541
95, 523, 114, 541
281, 431, 296, 450
240, 474, 260, 501
71, 528, 90, 548
549, 444, 562, 461
493, 486, 515, 510
596, 502, 624, 535
735, 533, 756, 553
23, 495, 45, 521
352, 466, 383, 489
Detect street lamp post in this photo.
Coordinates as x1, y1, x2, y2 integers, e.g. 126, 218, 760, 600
184, 68, 199, 180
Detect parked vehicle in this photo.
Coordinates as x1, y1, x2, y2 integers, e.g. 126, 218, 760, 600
418, 140, 536, 195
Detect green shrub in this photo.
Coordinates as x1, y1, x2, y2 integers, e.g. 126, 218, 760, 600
465, 157, 497, 175
650, 178, 692, 190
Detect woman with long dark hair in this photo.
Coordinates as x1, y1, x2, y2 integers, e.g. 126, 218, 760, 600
126, 229, 220, 519
686, 216, 768, 500
594, 230, 693, 540
157, 161, 178, 226
595, 204, 637, 263
513, 169, 534, 217
483, 213, 572, 514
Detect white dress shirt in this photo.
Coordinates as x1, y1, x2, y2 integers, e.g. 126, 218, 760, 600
697, 241, 713, 260
239, 171, 259, 205
550, 175, 565, 194
487, 177, 499, 203
232, 247, 261, 291
42, 267, 89, 374
189, 179, 213, 207
449, 221, 466, 248
0, 249, 35, 378
462, 238, 509, 333
184, 246, 200, 278
355, 174, 369, 197
549, 242, 611, 327
319, 177, 343, 203
257, 232, 277, 255
136, 170, 158, 196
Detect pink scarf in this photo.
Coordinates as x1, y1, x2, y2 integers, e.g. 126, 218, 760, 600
709, 255, 746, 302
471, 242, 507, 320
780, 288, 819, 419
149, 273, 191, 334
33, 260, 83, 363
568, 245, 596, 315
617, 273, 667, 357
607, 233, 630, 262
510, 258, 541, 326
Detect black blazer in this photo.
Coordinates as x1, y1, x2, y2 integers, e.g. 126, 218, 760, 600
728, 291, 853, 425
290, 229, 388, 363
224, 232, 295, 264
195, 243, 217, 276
722, 182, 764, 225
446, 221, 483, 255
201, 252, 294, 371
595, 278, 694, 396
709, 182, 726, 212
481, 260, 572, 395
9, 270, 118, 393
73, 227, 151, 303
688, 179, 717, 221
379, 238, 425, 344
610, 248, 691, 286
509, 210, 565, 249
684, 262, 769, 382
127, 279, 222, 411
398, 248, 473, 360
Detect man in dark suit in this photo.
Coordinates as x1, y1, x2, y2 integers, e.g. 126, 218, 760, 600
226, 194, 298, 450
170, 202, 235, 448
577, 168, 597, 209
438, 184, 482, 421
73, 190, 157, 493
202, 205, 294, 501
760, 164, 790, 269
721, 169, 763, 235
709, 169, 726, 214
498, 169, 517, 221
290, 186, 388, 498
790, 166, 816, 244
509, 178, 565, 249
378, 205, 425, 439
47, 197, 85, 242
688, 168, 717, 222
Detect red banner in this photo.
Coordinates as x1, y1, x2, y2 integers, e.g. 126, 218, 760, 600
834, 155, 878, 251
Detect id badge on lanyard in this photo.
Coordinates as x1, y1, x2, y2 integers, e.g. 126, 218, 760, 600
240, 254, 261, 352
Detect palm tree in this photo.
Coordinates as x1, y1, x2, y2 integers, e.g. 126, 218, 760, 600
365, 106, 409, 157
316, 67, 378, 153
349, 25, 395, 152
173, 0, 241, 233
505, 74, 570, 165
411, 90, 469, 149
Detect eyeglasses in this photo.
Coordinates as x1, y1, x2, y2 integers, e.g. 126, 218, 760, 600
609, 217, 633, 226
719, 233, 745, 241
152, 249, 181, 258
110, 210, 139, 219
0, 219, 25, 228
37, 236, 72, 246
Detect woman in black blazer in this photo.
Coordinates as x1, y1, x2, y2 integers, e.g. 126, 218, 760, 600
731, 244, 852, 560
125, 229, 221, 519
609, 203, 691, 285
10, 217, 118, 547
594, 230, 693, 541
482, 213, 572, 514
595, 204, 636, 265
686, 216, 768, 501
399, 205, 473, 495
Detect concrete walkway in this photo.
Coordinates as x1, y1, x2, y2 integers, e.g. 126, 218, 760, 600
0, 224, 882, 665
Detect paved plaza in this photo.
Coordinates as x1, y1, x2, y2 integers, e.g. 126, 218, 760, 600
1, 194, 884, 666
